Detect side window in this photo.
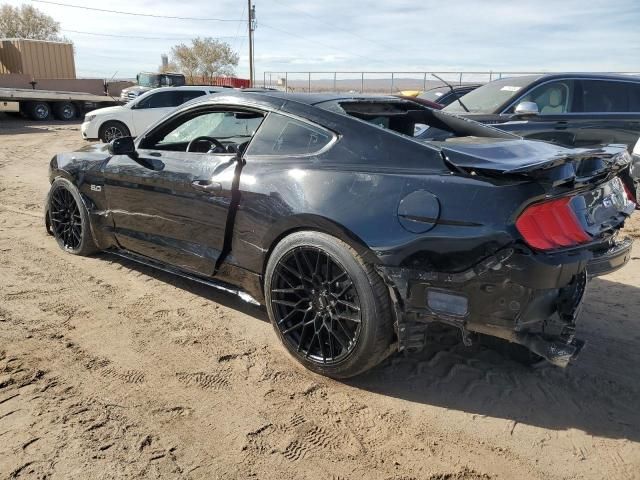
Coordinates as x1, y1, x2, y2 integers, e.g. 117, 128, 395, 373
180, 90, 207, 103
142, 109, 265, 152
246, 113, 333, 156
136, 91, 181, 109
515, 81, 573, 114
581, 80, 636, 113
629, 83, 640, 112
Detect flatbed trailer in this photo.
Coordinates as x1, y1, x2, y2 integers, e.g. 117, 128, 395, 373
0, 87, 120, 121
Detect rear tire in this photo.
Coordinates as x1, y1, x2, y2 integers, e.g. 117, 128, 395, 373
265, 231, 394, 378
52, 102, 77, 121
46, 178, 98, 256
98, 121, 130, 143
26, 101, 51, 121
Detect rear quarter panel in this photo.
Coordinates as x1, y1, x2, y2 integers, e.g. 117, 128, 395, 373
232, 154, 540, 277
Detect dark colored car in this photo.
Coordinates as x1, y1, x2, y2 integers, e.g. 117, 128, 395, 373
396, 95, 443, 110
439, 73, 640, 149
45, 91, 636, 378
418, 84, 482, 107
633, 138, 640, 200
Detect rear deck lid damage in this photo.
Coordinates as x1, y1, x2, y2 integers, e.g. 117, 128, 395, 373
438, 138, 631, 177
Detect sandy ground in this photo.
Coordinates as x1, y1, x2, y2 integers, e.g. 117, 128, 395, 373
0, 117, 639, 480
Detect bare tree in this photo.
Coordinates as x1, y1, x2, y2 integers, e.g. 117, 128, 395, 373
0, 4, 64, 41
170, 37, 239, 83
170, 43, 199, 83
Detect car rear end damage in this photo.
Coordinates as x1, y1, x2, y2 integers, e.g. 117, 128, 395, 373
378, 140, 635, 367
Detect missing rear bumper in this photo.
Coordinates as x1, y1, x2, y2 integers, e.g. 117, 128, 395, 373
377, 248, 589, 367
587, 237, 633, 277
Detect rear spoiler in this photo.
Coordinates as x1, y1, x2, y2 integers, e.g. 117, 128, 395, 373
439, 140, 632, 187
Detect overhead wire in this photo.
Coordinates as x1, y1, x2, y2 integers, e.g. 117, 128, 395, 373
61, 29, 246, 41
30, 0, 244, 22
33, 0, 383, 72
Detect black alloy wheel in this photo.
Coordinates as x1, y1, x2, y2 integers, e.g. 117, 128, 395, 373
271, 246, 363, 364
46, 178, 98, 256
49, 186, 83, 251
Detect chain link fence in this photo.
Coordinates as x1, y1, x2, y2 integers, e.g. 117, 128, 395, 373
261, 71, 640, 94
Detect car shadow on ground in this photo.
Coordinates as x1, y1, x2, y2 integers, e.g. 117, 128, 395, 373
96, 253, 640, 442
349, 275, 640, 442
100, 252, 269, 322
0, 116, 81, 135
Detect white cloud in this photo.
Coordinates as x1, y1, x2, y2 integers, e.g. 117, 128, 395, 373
4, 0, 639, 79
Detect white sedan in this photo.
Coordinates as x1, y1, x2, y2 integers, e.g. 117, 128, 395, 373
81, 86, 226, 142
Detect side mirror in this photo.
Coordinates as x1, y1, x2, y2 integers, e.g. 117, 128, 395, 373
514, 101, 539, 116
108, 136, 136, 156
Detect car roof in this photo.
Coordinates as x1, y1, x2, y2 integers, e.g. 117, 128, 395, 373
151, 85, 231, 93
213, 90, 401, 105
492, 73, 640, 85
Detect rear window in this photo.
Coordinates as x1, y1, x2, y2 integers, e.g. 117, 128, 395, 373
418, 89, 448, 102
331, 100, 426, 137
246, 113, 333, 156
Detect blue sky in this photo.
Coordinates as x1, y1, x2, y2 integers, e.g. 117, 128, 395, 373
5, 0, 640, 79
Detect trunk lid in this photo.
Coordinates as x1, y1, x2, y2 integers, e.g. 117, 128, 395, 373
437, 137, 631, 177
439, 138, 635, 253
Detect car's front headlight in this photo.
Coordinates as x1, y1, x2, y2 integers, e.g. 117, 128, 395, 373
84, 114, 96, 122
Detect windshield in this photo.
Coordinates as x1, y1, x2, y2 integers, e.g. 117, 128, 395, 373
444, 76, 539, 113
137, 73, 160, 88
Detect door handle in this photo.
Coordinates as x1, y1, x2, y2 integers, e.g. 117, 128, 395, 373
555, 121, 568, 130
192, 180, 222, 193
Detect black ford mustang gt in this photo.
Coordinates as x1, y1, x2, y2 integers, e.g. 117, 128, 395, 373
45, 91, 636, 378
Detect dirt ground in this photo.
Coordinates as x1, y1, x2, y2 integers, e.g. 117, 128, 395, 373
0, 117, 639, 480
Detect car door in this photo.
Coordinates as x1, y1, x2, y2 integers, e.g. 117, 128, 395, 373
569, 79, 640, 149
102, 105, 266, 276
498, 79, 579, 147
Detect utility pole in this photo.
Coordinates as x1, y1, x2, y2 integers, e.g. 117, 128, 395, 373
248, 0, 256, 87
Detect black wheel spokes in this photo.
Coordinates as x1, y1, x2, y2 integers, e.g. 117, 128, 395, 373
50, 188, 82, 250
272, 247, 362, 364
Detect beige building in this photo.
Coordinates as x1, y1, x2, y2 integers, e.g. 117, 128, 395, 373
0, 38, 76, 79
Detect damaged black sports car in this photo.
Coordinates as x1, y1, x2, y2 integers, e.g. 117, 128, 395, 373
45, 91, 636, 378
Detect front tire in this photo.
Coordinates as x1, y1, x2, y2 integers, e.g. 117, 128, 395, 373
46, 178, 98, 256
98, 121, 130, 143
265, 231, 394, 378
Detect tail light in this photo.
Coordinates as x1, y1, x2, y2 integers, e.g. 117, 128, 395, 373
516, 197, 591, 250
623, 181, 637, 206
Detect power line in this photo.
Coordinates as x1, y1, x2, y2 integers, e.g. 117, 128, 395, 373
62, 29, 246, 41
30, 0, 244, 22
232, 3, 247, 47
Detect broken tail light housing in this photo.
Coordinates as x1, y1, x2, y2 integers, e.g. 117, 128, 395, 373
516, 197, 591, 250
623, 181, 637, 206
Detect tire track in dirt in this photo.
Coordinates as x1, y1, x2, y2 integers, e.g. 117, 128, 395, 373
2, 126, 640, 479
